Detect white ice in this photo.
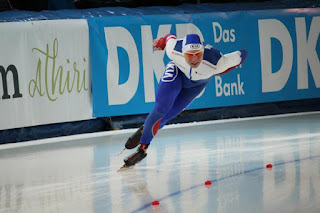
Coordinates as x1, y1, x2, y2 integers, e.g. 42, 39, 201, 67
0, 112, 320, 213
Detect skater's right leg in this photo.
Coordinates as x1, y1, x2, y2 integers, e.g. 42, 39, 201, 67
140, 64, 182, 145
122, 62, 182, 168
123, 66, 182, 151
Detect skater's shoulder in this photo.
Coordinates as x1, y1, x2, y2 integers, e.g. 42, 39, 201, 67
203, 43, 222, 65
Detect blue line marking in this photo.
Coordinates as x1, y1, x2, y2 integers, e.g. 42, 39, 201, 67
131, 155, 320, 213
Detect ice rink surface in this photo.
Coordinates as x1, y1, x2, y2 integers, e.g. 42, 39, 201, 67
0, 112, 320, 213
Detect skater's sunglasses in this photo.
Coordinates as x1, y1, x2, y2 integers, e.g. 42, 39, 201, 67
184, 50, 203, 58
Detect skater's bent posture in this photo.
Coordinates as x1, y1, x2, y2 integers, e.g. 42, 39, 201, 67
119, 33, 247, 169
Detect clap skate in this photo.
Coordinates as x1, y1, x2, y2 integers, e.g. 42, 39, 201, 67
118, 126, 144, 155
118, 144, 149, 171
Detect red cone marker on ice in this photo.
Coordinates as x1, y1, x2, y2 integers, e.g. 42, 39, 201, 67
152, 200, 160, 206
205, 180, 212, 188
266, 164, 273, 169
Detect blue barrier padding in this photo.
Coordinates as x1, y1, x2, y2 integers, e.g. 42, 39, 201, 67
0, 119, 109, 144
109, 98, 320, 129
0, 1, 319, 22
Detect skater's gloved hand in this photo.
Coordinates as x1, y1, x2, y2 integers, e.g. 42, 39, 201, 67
240, 49, 247, 61
153, 38, 165, 51
153, 33, 175, 50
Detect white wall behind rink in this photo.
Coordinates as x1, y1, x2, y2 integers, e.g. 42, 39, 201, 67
0, 19, 92, 131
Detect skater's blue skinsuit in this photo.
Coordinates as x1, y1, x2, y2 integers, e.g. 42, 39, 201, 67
140, 34, 247, 145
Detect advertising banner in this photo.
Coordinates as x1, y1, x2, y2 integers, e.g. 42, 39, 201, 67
89, 8, 320, 117
0, 20, 92, 130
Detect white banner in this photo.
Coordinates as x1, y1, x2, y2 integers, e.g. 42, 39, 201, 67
0, 20, 92, 130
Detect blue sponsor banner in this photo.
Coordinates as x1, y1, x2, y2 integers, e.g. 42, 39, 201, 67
88, 8, 320, 117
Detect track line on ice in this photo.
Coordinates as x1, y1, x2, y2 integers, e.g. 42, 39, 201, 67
131, 155, 320, 213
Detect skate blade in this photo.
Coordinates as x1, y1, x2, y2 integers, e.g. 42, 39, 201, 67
118, 148, 126, 155
117, 164, 134, 172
